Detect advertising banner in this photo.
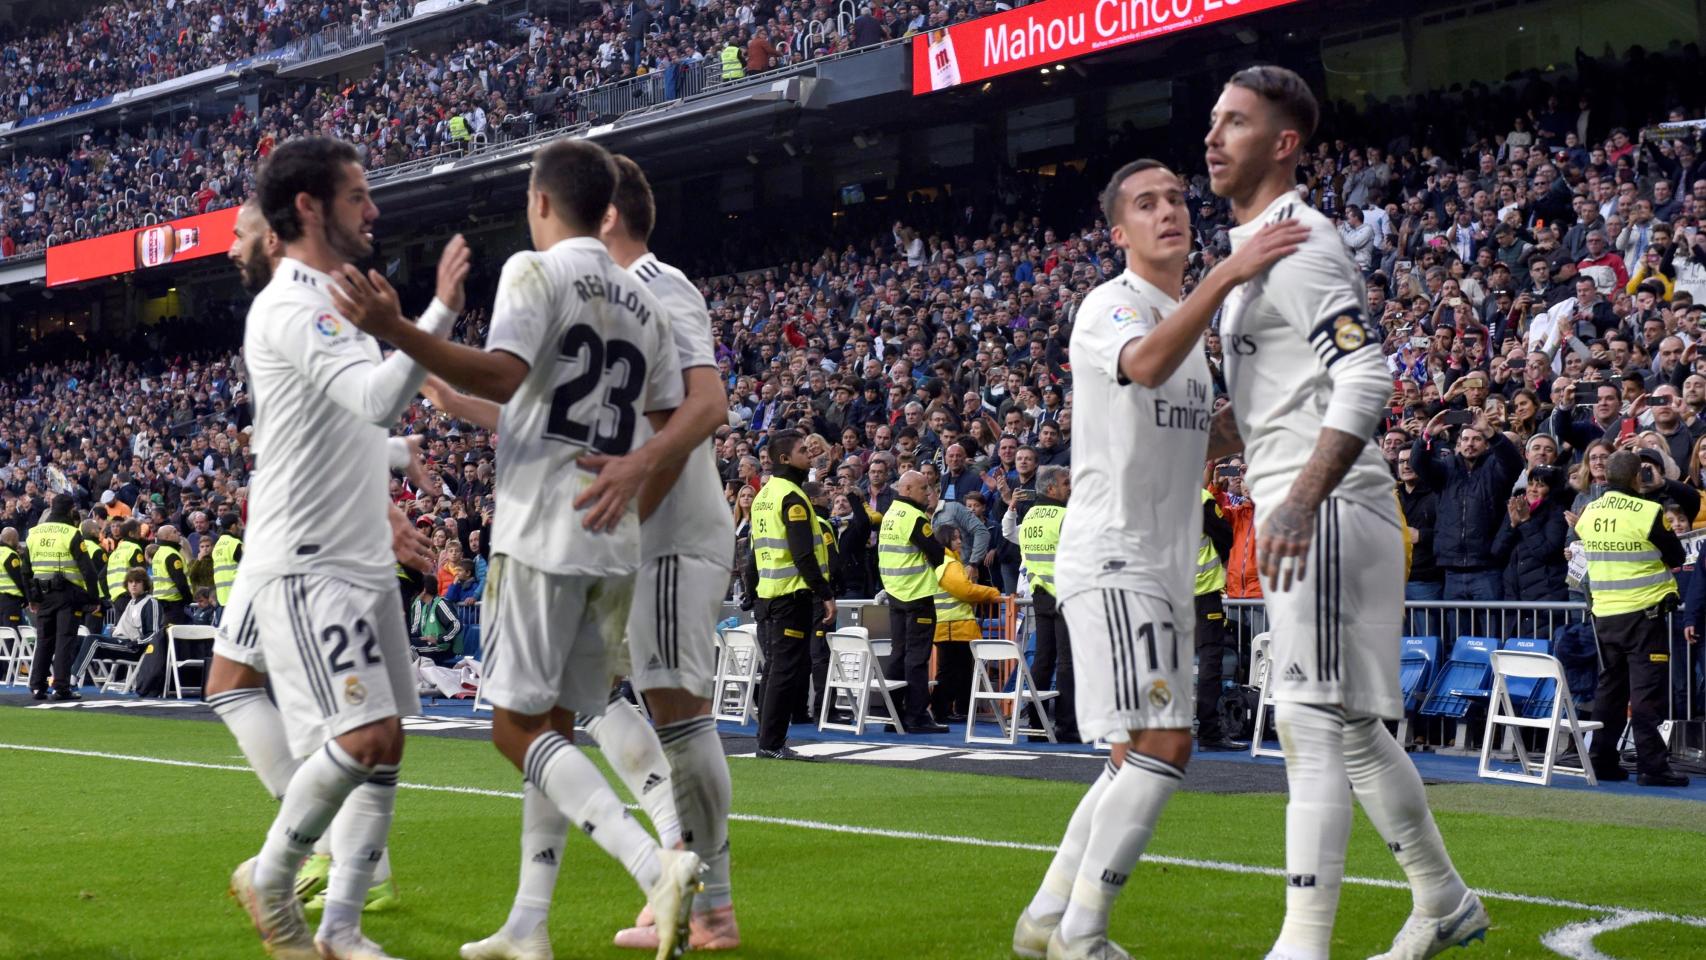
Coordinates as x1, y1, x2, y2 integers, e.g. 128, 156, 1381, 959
912, 0, 1305, 95
46, 205, 240, 287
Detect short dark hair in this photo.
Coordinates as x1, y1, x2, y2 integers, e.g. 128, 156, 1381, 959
256, 136, 361, 243
1099, 158, 1171, 224
531, 139, 618, 233
771, 432, 807, 461
610, 154, 656, 243
1226, 65, 1319, 152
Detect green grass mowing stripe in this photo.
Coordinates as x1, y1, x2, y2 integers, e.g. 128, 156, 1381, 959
5, 739, 1703, 933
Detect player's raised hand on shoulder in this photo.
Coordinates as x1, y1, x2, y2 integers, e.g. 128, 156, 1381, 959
330, 265, 405, 337
1217, 219, 1310, 284
401, 435, 431, 493
1256, 499, 1314, 593
436, 234, 470, 314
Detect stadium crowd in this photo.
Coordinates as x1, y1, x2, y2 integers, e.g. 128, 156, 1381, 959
4, 41, 1706, 710
0, 0, 1040, 259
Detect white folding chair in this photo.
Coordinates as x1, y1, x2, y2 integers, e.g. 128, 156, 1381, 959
0, 626, 20, 686
819, 629, 907, 735
1478, 650, 1603, 786
714, 624, 764, 725
966, 638, 1058, 745
13, 625, 37, 688
1248, 632, 1284, 759
165, 625, 217, 700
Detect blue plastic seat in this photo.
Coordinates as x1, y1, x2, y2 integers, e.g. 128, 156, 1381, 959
1418, 636, 1496, 718
1399, 636, 1439, 711
1499, 638, 1552, 711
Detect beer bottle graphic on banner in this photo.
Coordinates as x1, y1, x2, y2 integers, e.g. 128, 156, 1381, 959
927, 28, 961, 91
134, 224, 200, 270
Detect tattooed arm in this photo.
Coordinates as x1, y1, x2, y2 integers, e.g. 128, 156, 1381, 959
1256, 427, 1367, 591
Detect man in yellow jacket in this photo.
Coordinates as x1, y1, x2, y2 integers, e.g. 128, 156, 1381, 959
932, 526, 1001, 723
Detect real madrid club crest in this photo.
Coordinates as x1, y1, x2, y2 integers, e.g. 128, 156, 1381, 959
1147, 679, 1172, 709
1331, 313, 1366, 352
345, 676, 368, 706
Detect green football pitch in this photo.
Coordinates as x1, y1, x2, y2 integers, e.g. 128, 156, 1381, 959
2, 709, 1704, 960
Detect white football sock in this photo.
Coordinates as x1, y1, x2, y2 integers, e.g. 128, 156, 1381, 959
658, 714, 732, 911
1028, 758, 1117, 919
253, 741, 372, 896
586, 695, 683, 848
1057, 753, 1182, 943
1272, 703, 1352, 960
312, 834, 333, 857
208, 687, 299, 800
526, 731, 662, 892
371, 847, 392, 885
320, 764, 398, 939
1344, 715, 1468, 915
503, 782, 570, 939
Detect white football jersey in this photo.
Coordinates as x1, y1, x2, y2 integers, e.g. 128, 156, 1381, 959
630, 252, 735, 568
485, 238, 684, 576
1056, 271, 1212, 609
242, 258, 396, 591
1221, 193, 1394, 516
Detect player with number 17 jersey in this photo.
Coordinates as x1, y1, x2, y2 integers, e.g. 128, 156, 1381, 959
485, 239, 684, 578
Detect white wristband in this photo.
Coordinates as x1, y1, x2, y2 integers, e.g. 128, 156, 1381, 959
418, 297, 458, 337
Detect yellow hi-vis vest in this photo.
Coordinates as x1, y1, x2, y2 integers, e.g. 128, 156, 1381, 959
720, 44, 745, 80
0, 544, 22, 597
752, 476, 827, 598
878, 498, 935, 602
107, 540, 144, 600
26, 521, 86, 592
212, 534, 242, 606
1577, 492, 1678, 616
152, 543, 186, 602
1018, 502, 1065, 598
1196, 489, 1227, 596
933, 556, 975, 624
448, 114, 469, 141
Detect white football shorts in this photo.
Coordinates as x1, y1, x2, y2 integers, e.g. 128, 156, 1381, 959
1061, 588, 1194, 741
1258, 496, 1404, 721
623, 553, 728, 699
250, 573, 419, 758
480, 553, 636, 718
212, 568, 266, 671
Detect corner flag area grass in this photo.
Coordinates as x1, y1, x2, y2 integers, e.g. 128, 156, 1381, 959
2, 709, 1704, 959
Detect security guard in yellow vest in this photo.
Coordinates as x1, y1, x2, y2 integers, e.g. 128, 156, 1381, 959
150, 525, 194, 627
1194, 487, 1244, 750
105, 520, 148, 619
719, 41, 745, 81
448, 110, 470, 143
799, 482, 844, 723
0, 526, 27, 629
24, 496, 101, 700
1575, 450, 1689, 786
879, 470, 947, 732
746, 434, 835, 759
212, 519, 244, 608
79, 519, 109, 635
1017, 465, 1075, 741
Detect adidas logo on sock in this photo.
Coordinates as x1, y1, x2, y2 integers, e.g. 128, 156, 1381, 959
581, 821, 597, 837
1099, 869, 1128, 887
641, 772, 666, 794
533, 847, 558, 865
1283, 662, 1308, 682
1387, 841, 1403, 853
1287, 873, 1317, 888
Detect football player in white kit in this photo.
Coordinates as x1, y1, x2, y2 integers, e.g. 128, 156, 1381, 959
1012, 159, 1306, 960
1205, 66, 1486, 960
332, 139, 704, 960
419, 155, 741, 953
209, 198, 439, 915
229, 137, 466, 960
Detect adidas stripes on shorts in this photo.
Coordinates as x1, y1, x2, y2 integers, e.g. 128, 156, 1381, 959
212, 569, 267, 672
622, 553, 727, 700
251, 573, 419, 757
1061, 588, 1194, 742
1258, 497, 1405, 721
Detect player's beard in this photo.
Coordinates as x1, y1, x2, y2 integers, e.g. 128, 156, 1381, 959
325, 216, 373, 263
238, 242, 273, 293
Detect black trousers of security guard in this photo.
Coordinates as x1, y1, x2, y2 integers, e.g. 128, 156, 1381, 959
756, 590, 816, 751
883, 595, 936, 725
30, 583, 84, 694
1195, 592, 1234, 740
1590, 607, 1674, 775
1028, 589, 1077, 741
0, 594, 23, 631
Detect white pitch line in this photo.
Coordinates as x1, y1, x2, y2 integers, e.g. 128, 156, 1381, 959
7, 741, 1706, 935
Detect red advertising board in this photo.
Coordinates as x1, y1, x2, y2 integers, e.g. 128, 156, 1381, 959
46, 205, 240, 287
912, 0, 1305, 95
